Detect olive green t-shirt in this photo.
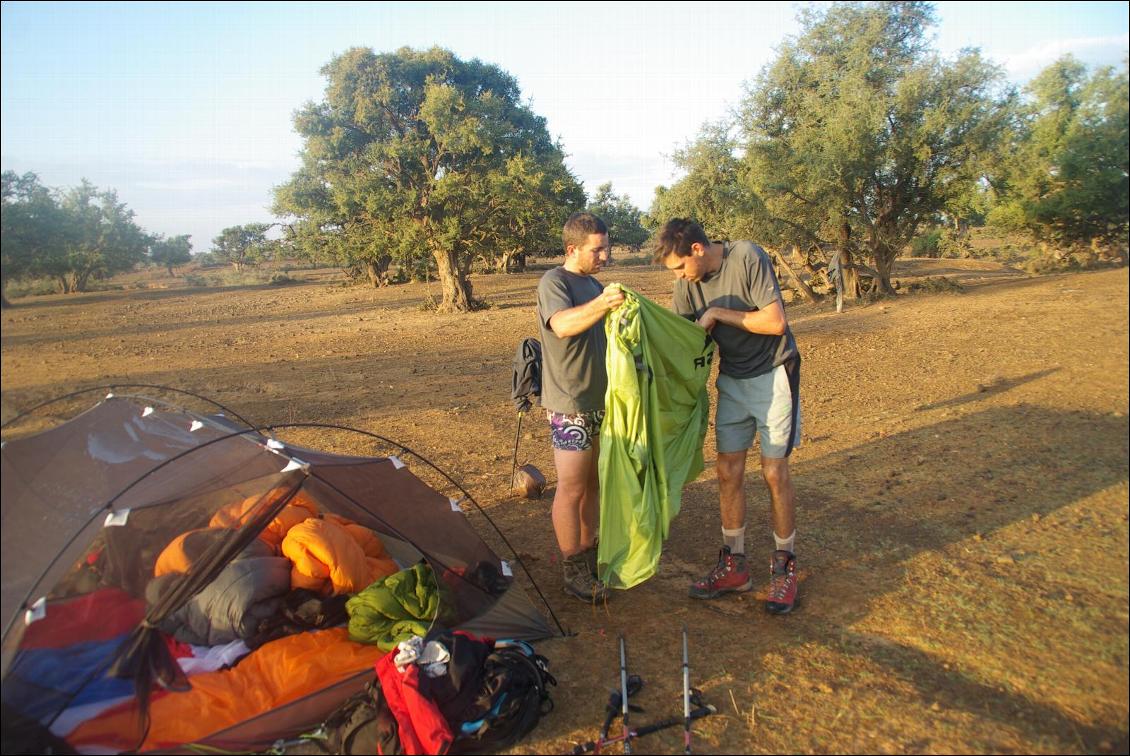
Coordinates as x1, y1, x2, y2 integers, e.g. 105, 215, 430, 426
673, 241, 799, 378
536, 266, 607, 413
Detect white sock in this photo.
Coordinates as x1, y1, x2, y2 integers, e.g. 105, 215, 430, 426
774, 530, 796, 554
722, 526, 746, 555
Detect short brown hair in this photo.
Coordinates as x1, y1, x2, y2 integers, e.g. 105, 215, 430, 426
562, 212, 608, 253
649, 218, 710, 263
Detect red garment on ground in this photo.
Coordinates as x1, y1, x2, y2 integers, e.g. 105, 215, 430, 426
375, 649, 453, 755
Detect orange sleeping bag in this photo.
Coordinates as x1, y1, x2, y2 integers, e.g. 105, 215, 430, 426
66, 628, 387, 752
282, 517, 398, 595
209, 489, 321, 552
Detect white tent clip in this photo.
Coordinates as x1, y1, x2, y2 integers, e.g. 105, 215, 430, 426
105, 392, 115, 400
189, 420, 204, 432
104, 509, 130, 527
24, 597, 46, 626
449, 498, 465, 513
281, 458, 310, 473
142, 406, 154, 418
501, 560, 513, 577
389, 456, 406, 470
267, 439, 285, 451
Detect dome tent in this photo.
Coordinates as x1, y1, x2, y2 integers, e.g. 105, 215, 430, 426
0, 390, 558, 753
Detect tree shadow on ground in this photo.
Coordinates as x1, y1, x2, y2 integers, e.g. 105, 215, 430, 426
533, 403, 1129, 752
914, 368, 1060, 411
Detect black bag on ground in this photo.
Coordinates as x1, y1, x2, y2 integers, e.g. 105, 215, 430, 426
440, 638, 557, 755
317, 681, 401, 755
319, 633, 555, 755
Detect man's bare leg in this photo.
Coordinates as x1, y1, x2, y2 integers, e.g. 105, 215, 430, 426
552, 444, 598, 557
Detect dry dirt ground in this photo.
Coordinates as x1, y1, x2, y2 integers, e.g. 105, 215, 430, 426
2, 258, 1128, 754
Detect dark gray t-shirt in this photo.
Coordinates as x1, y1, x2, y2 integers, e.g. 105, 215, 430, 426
536, 266, 607, 413
673, 241, 800, 378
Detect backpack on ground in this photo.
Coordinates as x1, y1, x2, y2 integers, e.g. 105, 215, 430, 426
318, 633, 555, 755
316, 681, 401, 755
445, 639, 557, 755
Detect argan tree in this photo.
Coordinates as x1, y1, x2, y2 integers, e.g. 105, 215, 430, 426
1, 171, 63, 307
211, 223, 273, 272
52, 180, 149, 293
647, 122, 754, 241
587, 182, 648, 250
988, 57, 1129, 249
275, 46, 582, 311
149, 234, 193, 276
739, 1, 1012, 292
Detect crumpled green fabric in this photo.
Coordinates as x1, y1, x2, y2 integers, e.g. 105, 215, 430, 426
346, 560, 440, 650
598, 285, 713, 589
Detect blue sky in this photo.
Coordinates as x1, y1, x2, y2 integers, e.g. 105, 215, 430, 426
2, 1, 1127, 252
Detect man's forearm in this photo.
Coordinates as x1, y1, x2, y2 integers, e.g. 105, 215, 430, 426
708, 305, 787, 336
551, 298, 611, 337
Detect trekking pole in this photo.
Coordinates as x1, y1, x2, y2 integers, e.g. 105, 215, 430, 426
568, 703, 716, 755
620, 634, 632, 755
511, 409, 524, 490
682, 623, 691, 755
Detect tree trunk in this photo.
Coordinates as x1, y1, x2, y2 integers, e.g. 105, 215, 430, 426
365, 255, 392, 287
842, 256, 862, 300
498, 250, 526, 273
872, 245, 897, 294
166, 265, 176, 277
773, 246, 822, 304
434, 248, 474, 312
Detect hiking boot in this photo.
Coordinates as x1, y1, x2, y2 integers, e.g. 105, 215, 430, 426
688, 546, 752, 599
563, 551, 609, 604
766, 550, 798, 614
580, 544, 599, 578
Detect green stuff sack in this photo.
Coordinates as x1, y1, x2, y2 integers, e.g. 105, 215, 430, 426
598, 285, 713, 588
346, 560, 440, 650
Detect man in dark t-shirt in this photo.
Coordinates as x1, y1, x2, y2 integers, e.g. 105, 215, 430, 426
535, 212, 624, 603
652, 218, 802, 615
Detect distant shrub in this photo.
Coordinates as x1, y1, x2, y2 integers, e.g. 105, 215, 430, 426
6, 278, 58, 298
911, 229, 943, 257
907, 276, 965, 293
268, 272, 297, 286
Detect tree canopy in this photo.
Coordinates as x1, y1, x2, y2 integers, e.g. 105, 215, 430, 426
736, 1, 1013, 291
988, 57, 1129, 248
587, 182, 648, 249
647, 122, 754, 242
274, 46, 583, 311
149, 234, 193, 276
1, 171, 64, 306
211, 223, 274, 272
2, 172, 154, 301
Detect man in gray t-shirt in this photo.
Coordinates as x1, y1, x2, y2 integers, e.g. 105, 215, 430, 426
654, 218, 802, 615
535, 212, 624, 604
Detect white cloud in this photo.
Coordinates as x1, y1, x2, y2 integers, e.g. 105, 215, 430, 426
1002, 34, 1129, 78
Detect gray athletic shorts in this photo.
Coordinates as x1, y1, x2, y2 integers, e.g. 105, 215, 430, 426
715, 360, 801, 458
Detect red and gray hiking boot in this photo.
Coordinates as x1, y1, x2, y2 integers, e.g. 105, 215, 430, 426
766, 550, 798, 614
689, 546, 752, 599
